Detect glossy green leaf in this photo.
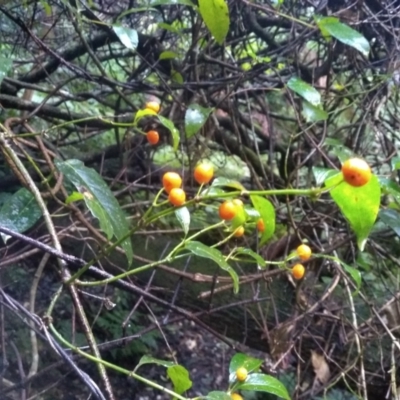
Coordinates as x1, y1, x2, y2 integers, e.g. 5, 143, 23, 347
205, 392, 231, 400
0, 56, 13, 84
250, 195, 275, 245
238, 373, 290, 400
302, 100, 328, 122
185, 104, 213, 138
175, 207, 190, 235
84, 194, 114, 240
171, 70, 184, 83
211, 177, 245, 191
134, 108, 157, 125
134, 355, 175, 372
229, 353, 263, 380
0, 188, 42, 243
55, 159, 133, 265
157, 115, 180, 150
167, 365, 192, 394
312, 167, 337, 186
185, 241, 239, 293
113, 26, 139, 50
328, 174, 380, 251
379, 209, 400, 236
391, 157, 400, 171
287, 77, 321, 106
317, 17, 370, 56
380, 178, 400, 203
234, 248, 266, 268
159, 50, 178, 60
198, 0, 230, 45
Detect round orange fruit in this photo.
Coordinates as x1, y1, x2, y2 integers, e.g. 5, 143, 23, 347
168, 188, 186, 206
256, 218, 265, 233
236, 366, 248, 381
146, 130, 159, 145
341, 158, 371, 187
194, 162, 214, 185
145, 101, 160, 113
162, 172, 182, 194
296, 244, 312, 261
233, 226, 245, 237
292, 263, 305, 280
219, 200, 237, 220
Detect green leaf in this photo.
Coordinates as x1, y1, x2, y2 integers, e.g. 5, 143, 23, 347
0, 188, 42, 243
198, 0, 230, 45
238, 373, 290, 400
302, 100, 328, 122
287, 77, 321, 106
0, 55, 13, 85
159, 50, 178, 60
234, 248, 266, 268
113, 26, 139, 50
55, 159, 133, 265
379, 209, 400, 236
171, 70, 184, 83
84, 193, 114, 240
205, 392, 231, 400
167, 365, 192, 395
175, 207, 190, 235
229, 353, 263, 379
328, 174, 380, 251
317, 17, 370, 56
185, 241, 239, 293
134, 108, 157, 125
312, 167, 337, 186
185, 104, 213, 138
65, 191, 85, 204
134, 355, 175, 372
391, 157, 400, 171
250, 195, 275, 245
342, 262, 361, 295
157, 115, 180, 150
211, 177, 245, 191
150, 0, 194, 5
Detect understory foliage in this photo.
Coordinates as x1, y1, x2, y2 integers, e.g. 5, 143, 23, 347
1, 1, 400, 399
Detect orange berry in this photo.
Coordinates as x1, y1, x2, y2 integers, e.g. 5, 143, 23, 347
296, 244, 312, 261
146, 130, 159, 145
219, 200, 237, 220
194, 162, 214, 185
168, 188, 186, 206
292, 263, 305, 280
233, 226, 245, 237
236, 366, 248, 382
231, 394, 243, 400
341, 158, 371, 187
232, 199, 243, 208
256, 218, 265, 232
162, 172, 182, 194
145, 101, 160, 113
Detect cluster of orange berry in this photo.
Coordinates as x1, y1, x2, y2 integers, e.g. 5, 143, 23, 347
144, 101, 161, 145
162, 162, 214, 206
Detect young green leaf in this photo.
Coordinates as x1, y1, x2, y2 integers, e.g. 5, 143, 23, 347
167, 365, 192, 394
211, 177, 245, 191
113, 26, 139, 50
198, 0, 230, 45
250, 195, 275, 245
185, 241, 239, 293
157, 115, 180, 150
287, 77, 321, 106
229, 353, 263, 379
175, 207, 190, 235
238, 373, 290, 400
134, 355, 175, 372
302, 100, 328, 122
234, 248, 266, 268
205, 392, 232, 400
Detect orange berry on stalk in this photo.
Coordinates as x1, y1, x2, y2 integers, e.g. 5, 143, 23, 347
233, 226, 245, 237
146, 130, 159, 145
256, 218, 265, 232
162, 172, 182, 194
168, 188, 186, 206
219, 200, 237, 220
341, 158, 371, 187
194, 162, 214, 185
231, 394, 243, 400
296, 244, 312, 261
292, 263, 305, 280
145, 101, 160, 113
236, 366, 248, 381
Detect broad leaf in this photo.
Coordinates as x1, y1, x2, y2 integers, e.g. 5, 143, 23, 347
317, 17, 370, 56
205, 392, 231, 400
302, 100, 328, 122
55, 159, 133, 265
234, 248, 266, 268
229, 353, 263, 379
175, 207, 190, 235
312, 167, 337, 186
250, 195, 275, 245
167, 365, 192, 394
328, 174, 380, 250
134, 108, 157, 125
287, 77, 321, 106
185, 241, 239, 293
134, 355, 175, 372
185, 104, 213, 138
159, 50, 178, 60
113, 26, 139, 50
211, 177, 245, 191
0, 188, 42, 243
238, 373, 290, 400
198, 0, 230, 45
379, 209, 400, 236
157, 115, 180, 150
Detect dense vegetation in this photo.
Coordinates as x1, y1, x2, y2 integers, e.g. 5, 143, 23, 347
1, 1, 400, 399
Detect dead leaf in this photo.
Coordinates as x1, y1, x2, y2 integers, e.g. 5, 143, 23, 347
311, 351, 330, 384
